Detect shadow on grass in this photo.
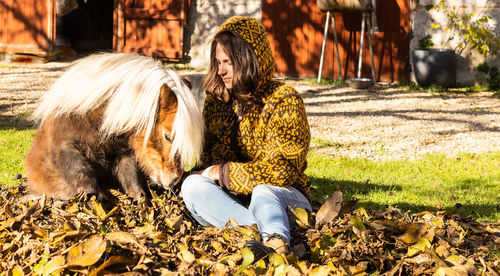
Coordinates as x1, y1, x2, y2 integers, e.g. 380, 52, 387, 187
309, 176, 500, 222
0, 114, 37, 130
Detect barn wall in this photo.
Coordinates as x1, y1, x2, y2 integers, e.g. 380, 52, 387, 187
0, 0, 56, 55
261, 0, 411, 82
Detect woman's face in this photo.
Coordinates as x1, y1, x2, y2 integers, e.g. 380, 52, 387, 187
216, 43, 233, 89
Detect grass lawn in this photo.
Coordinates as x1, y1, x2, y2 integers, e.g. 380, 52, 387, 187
1, 125, 498, 222
307, 150, 500, 222
0, 128, 35, 186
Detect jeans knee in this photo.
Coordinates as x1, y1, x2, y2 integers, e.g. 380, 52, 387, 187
252, 184, 278, 199
249, 185, 281, 210
181, 174, 209, 202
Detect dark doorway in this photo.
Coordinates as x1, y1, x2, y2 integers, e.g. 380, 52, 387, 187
57, 0, 114, 52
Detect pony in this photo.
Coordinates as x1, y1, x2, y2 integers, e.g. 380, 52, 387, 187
24, 52, 204, 200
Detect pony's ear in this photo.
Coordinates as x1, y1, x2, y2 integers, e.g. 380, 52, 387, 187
159, 85, 178, 112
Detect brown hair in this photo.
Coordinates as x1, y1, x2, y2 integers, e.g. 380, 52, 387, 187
203, 31, 260, 109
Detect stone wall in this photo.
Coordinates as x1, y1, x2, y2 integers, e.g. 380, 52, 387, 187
185, 0, 261, 70
411, 0, 500, 85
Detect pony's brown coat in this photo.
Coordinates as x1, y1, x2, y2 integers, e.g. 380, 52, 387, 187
25, 86, 180, 200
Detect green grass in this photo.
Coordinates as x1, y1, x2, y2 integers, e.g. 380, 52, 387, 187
1, 121, 499, 222
0, 128, 36, 186
306, 151, 500, 222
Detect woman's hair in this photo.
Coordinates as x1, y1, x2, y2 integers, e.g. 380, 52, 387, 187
203, 31, 260, 109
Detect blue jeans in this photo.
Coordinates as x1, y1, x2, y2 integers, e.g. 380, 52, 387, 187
181, 174, 312, 243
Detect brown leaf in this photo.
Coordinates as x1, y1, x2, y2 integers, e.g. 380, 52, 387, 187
106, 231, 149, 254
315, 190, 343, 228
66, 235, 107, 267
90, 255, 135, 276
434, 264, 479, 276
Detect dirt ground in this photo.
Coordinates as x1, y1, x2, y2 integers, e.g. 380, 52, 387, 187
1, 59, 499, 161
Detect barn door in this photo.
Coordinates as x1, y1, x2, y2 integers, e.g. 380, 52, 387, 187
113, 0, 187, 60
0, 0, 56, 55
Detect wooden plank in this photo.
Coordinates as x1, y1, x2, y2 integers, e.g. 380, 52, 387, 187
114, 0, 187, 60
123, 8, 181, 20
0, 0, 56, 54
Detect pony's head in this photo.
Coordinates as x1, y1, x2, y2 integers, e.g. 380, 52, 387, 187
35, 52, 204, 190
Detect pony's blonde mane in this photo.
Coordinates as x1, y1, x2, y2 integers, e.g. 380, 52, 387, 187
36, 52, 203, 167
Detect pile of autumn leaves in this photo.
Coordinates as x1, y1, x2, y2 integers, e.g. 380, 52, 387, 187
0, 185, 499, 275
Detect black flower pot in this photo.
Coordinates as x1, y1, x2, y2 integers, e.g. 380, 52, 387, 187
411, 48, 456, 88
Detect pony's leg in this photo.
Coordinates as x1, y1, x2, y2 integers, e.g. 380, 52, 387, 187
113, 154, 148, 200
57, 146, 100, 198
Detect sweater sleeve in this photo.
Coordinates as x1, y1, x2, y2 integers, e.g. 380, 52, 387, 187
198, 94, 240, 170
219, 91, 310, 195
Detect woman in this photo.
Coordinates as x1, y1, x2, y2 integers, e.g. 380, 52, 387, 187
181, 16, 311, 257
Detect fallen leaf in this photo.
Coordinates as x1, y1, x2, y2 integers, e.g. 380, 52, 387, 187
434, 264, 479, 276
237, 247, 254, 275
407, 238, 431, 257
66, 235, 107, 267
315, 190, 343, 228
290, 207, 312, 228
90, 256, 135, 276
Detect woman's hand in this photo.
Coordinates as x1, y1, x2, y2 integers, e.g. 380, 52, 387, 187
201, 165, 221, 182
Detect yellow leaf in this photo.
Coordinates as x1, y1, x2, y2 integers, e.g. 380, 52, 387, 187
269, 253, 285, 266
430, 219, 445, 228
407, 238, 431, 257
396, 223, 423, 244
32, 256, 49, 275
354, 207, 370, 220
485, 226, 500, 234
349, 261, 368, 274
178, 250, 196, 264
211, 240, 223, 251
165, 215, 183, 230
10, 266, 24, 276
310, 265, 333, 276
290, 207, 312, 228
398, 231, 421, 245
445, 254, 467, 266
90, 198, 107, 220
236, 247, 254, 275
350, 216, 366, 231
43, 256, 66, 276
66, 235, 107, 267
66, 203, 79, 213
102, 206, 120, 222
273, 263, 287, 275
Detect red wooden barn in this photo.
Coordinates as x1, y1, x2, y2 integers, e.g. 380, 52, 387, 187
0, 0, 410, 83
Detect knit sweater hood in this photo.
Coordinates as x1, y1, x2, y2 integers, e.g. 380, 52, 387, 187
217, 16, 275, 94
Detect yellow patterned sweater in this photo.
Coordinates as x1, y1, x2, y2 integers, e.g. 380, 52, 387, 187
200, 16, 311, 198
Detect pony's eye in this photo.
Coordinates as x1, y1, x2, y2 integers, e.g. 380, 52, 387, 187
163, 132, 172, 142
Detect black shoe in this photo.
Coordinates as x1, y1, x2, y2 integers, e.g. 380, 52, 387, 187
243, 240, 275, 262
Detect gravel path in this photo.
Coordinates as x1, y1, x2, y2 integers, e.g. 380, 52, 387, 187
1, 60, 499, 161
